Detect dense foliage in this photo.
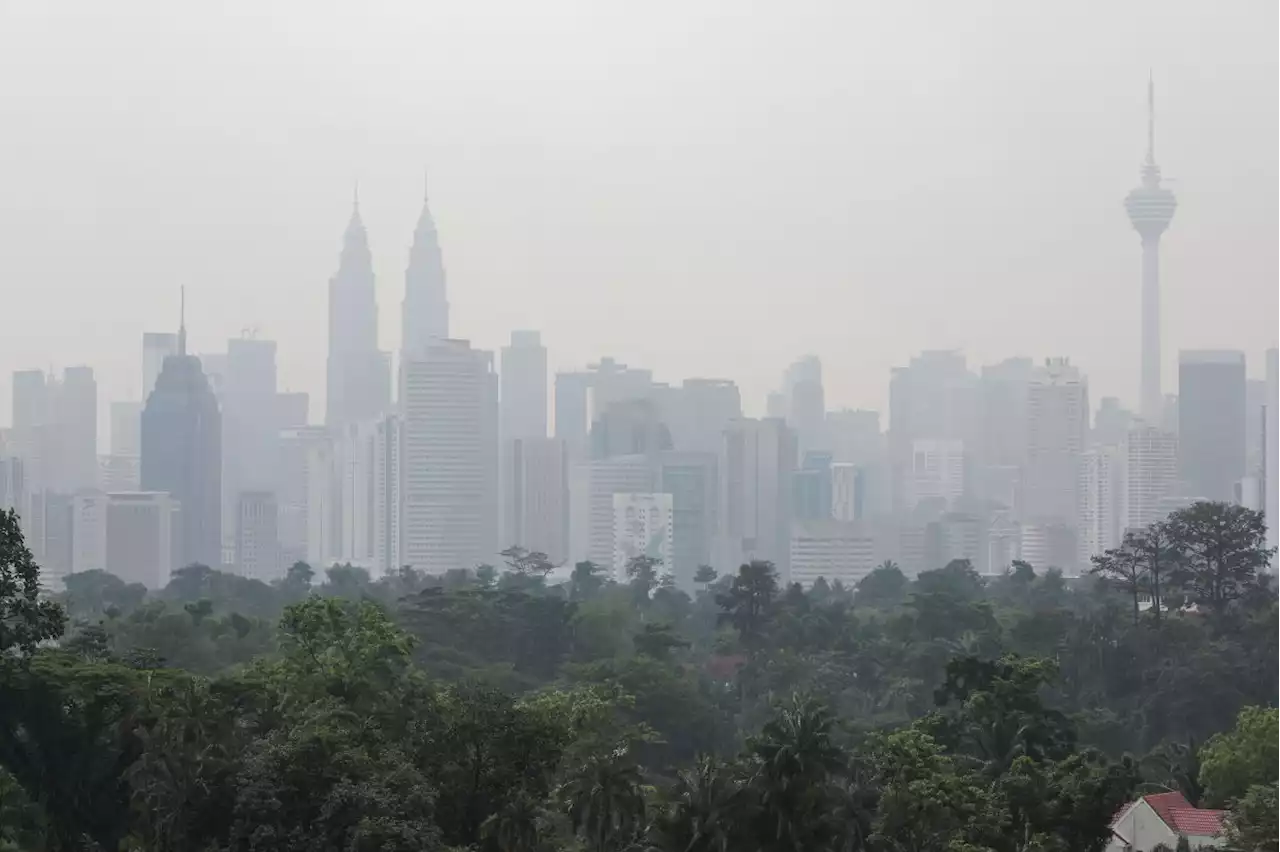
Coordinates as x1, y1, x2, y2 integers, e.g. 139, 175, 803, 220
0, 502, 1275, 851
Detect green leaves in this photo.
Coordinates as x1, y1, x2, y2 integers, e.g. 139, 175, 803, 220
0, 508, 66, 656
1198, 705, 1279, 807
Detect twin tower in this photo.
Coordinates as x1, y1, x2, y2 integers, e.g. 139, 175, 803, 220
325, 182, 448, 428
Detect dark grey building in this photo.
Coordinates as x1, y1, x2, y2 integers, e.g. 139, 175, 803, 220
142, 320, 222, 569
1178, 350, 1246, 502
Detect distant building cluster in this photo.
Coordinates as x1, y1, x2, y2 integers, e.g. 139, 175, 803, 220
0, 89, 1276, 591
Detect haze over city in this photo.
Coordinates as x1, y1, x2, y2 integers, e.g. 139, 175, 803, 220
1, 0, 1276, 426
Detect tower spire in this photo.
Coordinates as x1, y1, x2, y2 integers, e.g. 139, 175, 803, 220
1146, 71, 1155, 165
178, 285, 187, 356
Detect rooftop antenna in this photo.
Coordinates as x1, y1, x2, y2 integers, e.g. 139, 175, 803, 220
1146, 70, 1155, 165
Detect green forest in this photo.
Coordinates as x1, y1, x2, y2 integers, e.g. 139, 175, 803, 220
0, 500, 1276, 851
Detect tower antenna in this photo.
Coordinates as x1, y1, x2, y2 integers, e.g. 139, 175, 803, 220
1146, 70, 1155, 165
178, 285, 187, 356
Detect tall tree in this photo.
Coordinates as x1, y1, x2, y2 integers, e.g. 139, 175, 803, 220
1165, 502, 1273, 614
0, 509, 66, 656
1090, 537, 1148, 626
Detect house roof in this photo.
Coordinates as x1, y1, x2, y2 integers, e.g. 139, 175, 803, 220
1167, 806, 1226, 836
1139, 792, 1225, 837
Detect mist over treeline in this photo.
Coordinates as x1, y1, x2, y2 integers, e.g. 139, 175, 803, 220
0, 499, 1276, 851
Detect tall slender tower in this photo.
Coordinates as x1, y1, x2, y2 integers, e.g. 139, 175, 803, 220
1124, 76, 1177, 422
326, 190, 390, 428
401, 174, 449, 360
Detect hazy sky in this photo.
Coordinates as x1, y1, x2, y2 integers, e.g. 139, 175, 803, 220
1, 0, 1276, 434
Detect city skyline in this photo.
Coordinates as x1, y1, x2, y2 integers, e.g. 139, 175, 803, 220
1, 1, 1275, 428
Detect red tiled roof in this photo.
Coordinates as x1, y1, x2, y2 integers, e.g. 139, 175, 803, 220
1139, 793, 1224, 837
1168, 806, 1226, 836
1144, 791, 1193, 827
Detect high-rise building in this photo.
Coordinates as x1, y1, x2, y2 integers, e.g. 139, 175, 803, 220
1079, 445, 1124, 562
1094, 397, 1135, 448
141, 311, 222, 569
401, 178, 450, 360
831, 462, 861, 522
337, 414, 403, 575
142, 332, 179, 403
224, 337, 279, 545
98, 454, 140, 493
1178, 350, 1246, 502
906, 439, 966, 511
977, 358, 1032, 506
278, 426, 339, 570
56, 367, 98, 493
720, 418, 797, 578
501, 331, 548, 443
1025, 359, 1089, 535
656, 451, 718, 590
590, 398, 673, 460
1124, 424, 1178, 531
236, 491, 279, 581
571, 454, 655, 568
326, 196, 391, 428
400, 340, 498, 573
664, 379, 742, 456
504, 437, 570, 564
889, 351, 978, 511
784, 356, 827, 454
70, 490, 108, 574
612, 492, 674, 582
793, 451, 834, 521
554, 371, 593, 458
0, 457, 26, 518
1124, 77, 1178, 422
587, 358, 654, 422
789, 520, 875, 589
105, 492, 176, 588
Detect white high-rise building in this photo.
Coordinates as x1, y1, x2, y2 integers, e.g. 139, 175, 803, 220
98, 454, 141, 493
1124, 424, 1178, 532
224, 338, 279, 538
105, 492, 175, 588
505, 437, 569, 564
789, 519, 875, 589
612, 492, 674, 581
339, 415, 403, 575
236, 491, 279, 581
720, 418, 797, 578
1025, 359, 1089, 535
906, 438, 966, 510
500, 331, 548, 443
831, 463, 860, 521
71, 490, 109, 574
400, 340, 499, 573
278, 427, 339, 569
571, 454, 654, 567
1079, 445, 1124, 562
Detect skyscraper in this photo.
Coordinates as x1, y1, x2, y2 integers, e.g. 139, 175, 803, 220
500, 330, 548, 443
142, 332, 179, 403
401, 178, 450, 359
326, 195, 391, 428
1124, 77, 1178, 421
141, 304, 222, 569
224, 337, 279, 543
58, 367, 98, 493
1124, 423, 1178, 531
720, 418, 797, 578
400, 339, 499, 573
1025, 359, 1089, 550
1178, 351, 1246, 502
784, 356, 827, 454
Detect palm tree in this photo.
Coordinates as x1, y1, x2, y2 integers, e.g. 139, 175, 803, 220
747, 695, 846, 850
645, 756, 742, 852
561, 751, 648, 852
481, 792, 545, 852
